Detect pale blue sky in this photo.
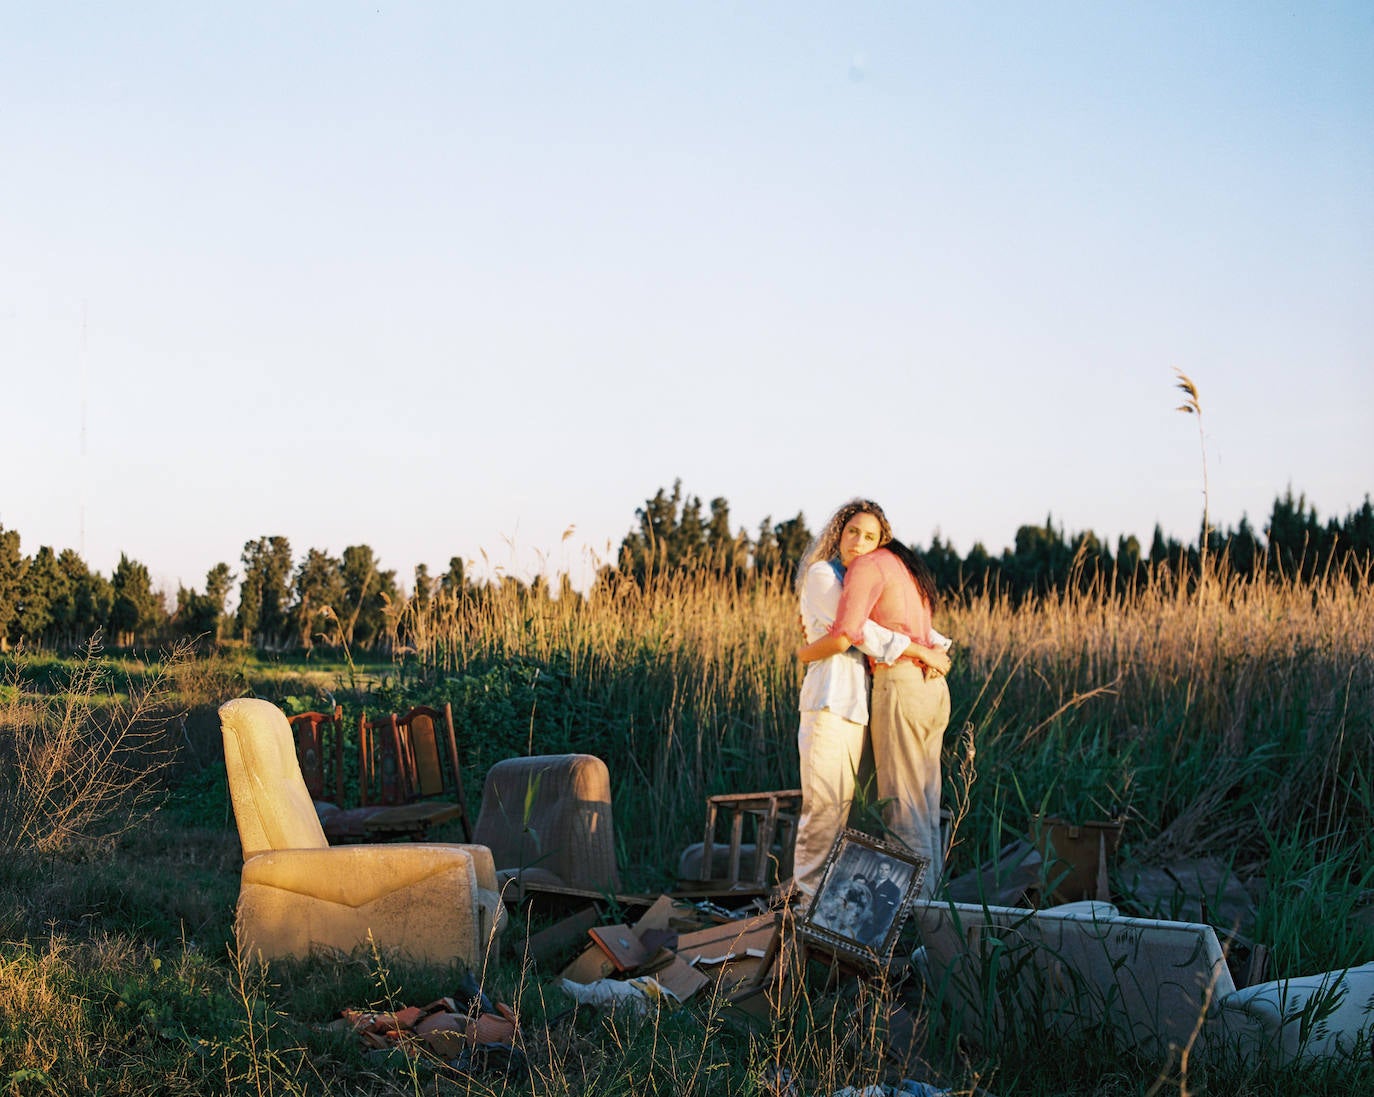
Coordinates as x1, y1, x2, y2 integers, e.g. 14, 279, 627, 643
3, 2, 1371, 596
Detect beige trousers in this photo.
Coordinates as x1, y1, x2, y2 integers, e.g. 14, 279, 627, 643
871, 662, 951, 897
793, 708, 867, 900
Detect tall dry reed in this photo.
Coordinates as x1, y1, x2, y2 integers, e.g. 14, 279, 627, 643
388, 559, 1372, 883
952, 560, 1373, 866
391, 570, 803, 870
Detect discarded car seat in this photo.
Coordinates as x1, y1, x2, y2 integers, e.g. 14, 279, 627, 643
472, 754, 621, 893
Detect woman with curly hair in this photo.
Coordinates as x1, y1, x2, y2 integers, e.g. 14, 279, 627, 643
790, 499, 950, 902
798, 500, 951, 899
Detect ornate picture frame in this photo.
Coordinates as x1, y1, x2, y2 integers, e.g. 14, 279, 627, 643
798, 828, 928, 966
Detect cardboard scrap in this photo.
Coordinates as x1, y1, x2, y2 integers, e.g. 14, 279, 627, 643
640, 927, 678, 953
643, 951, 711, 1001
631, 894, 682, 935
559, 943, 617, 984
675, 913, 776, 967
629, 896, 712, 1001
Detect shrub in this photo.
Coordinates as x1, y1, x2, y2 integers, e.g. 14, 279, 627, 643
0, 637, 182, 854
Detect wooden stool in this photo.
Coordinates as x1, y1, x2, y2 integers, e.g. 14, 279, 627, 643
698, 789, 802, 886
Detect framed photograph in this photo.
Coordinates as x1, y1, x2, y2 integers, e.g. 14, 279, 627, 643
798, 828, 928, 966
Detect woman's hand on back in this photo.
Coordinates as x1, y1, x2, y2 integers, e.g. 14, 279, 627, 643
910, 643, 951, 679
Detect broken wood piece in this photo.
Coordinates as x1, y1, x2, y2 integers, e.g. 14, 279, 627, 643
589, 923, 651, 972
675, 912, 777, 967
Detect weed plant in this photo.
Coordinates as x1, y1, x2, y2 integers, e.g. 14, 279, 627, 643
0, 637, 189, 854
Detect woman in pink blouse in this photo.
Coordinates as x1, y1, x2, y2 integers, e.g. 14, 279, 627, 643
799, 522, 951, 897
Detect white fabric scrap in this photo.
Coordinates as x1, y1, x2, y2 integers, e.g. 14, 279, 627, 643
558, 976, 680, 1014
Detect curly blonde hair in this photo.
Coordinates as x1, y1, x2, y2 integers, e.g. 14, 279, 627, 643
795, 498, 892, 590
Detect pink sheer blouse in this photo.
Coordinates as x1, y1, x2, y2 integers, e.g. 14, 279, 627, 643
830, 548, 933, 648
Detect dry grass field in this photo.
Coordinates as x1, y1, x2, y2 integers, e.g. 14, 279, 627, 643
0, 559, 1370, 1094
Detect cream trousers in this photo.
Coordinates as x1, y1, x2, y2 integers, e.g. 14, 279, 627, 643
793, 707, 867, 900
871, 662, 951, 897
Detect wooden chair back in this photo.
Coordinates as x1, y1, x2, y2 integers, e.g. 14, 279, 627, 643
286, 705, 345, 804
358, 711, 409, 807
396, 703, 472, 840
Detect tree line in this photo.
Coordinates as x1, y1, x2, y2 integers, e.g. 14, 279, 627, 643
612, 480, 813, 583
0, 484, 1369, 652
0, 533, 457, 653
616, 483, 1374, 600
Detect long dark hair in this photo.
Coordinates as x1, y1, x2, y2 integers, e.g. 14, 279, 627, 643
887, 537, 938, 612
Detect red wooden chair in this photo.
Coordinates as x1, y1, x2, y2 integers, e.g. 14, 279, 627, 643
358, 711, 409, 807
311, 711, 413, 844
331, 707, 470, 843
395, 703, 473, 841
286, 706, 345, 805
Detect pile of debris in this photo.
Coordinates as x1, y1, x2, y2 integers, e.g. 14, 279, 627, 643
550, 893, 782, 1015
324, 975, 527, 1078
521, 888, 959, 1095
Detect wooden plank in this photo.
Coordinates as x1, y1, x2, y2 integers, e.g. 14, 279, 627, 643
700, 801, 718, 882
727, 810, 745, 883
675, 913, 777, 966
753, 806, 776, 885
525, 906, 600, 965
706, 790, 802, 806
667, 882, 770, 903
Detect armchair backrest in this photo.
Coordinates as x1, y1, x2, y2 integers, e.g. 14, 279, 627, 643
220, 698, 329, 859
473, 753, 620, 891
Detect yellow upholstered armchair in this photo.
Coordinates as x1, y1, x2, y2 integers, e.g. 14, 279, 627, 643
220, 697, 504, 967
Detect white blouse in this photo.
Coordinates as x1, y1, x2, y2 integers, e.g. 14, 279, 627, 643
797, 560, 910, 724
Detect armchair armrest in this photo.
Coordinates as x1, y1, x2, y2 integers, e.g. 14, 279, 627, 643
242, 844, 478, 908
1214, 962, 1374, 1062
426, 843, 499, 892
422, 841, 509, 938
